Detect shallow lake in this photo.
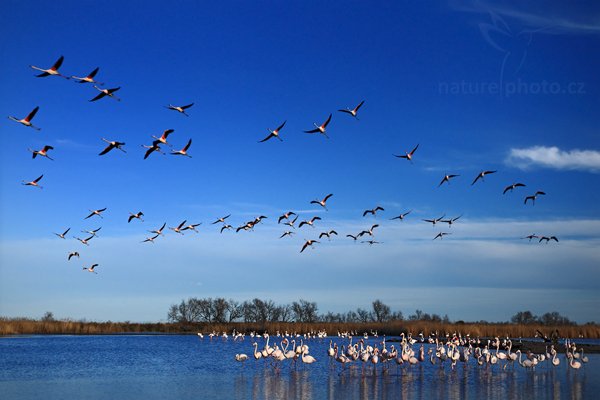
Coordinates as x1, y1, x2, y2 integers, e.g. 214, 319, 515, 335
1, 335, 598, 399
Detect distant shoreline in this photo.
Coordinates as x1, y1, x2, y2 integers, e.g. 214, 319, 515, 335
1, 318, 598, 342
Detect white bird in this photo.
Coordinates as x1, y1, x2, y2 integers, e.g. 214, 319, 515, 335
89, 85, 121, 102
141, 234, 160, 244
393, 144, 419, 162
165, 103, 194, 116
311, 193, 333, 210
301, 350, 317, 364
338, 100, 364, 119
22, 174, 44, 189
30, 55, 70, 79
71, 67, 103, 85
298, 216, 321, 228
128, 211, 144, 223
74, 235, 95, 246
99, 138, 126, 155
54, 227, 70, 239
83, 263, 99, 274
29, 145, 54, 160
148, 222, 167, 236
235, 353, 248, 365
84, 208, 107, 219
152, 129, 174, 147
390, 210, 411, 221
300, 239, 320, 253
170, 139, 192, 157
142, 142, 165, 159
304, 114, 332, 138
8, 106, 41, 130
259, 120, 286, 142
169, 220, 187, 234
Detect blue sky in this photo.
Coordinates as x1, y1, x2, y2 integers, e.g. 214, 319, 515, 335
1, 0, 599, 323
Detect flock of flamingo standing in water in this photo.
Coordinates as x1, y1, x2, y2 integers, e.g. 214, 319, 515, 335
211, 330, 589, 374
10, 56, 560, 275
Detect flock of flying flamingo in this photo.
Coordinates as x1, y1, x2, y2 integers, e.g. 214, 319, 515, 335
10, 55, 559, 276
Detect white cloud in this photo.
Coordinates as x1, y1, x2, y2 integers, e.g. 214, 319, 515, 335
452, 1, 600, 35
507, 146, 600, 172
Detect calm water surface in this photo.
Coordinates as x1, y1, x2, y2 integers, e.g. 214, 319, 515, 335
1, 335, 599, 399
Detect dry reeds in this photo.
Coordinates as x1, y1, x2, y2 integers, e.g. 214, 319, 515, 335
1, 317, 598, 338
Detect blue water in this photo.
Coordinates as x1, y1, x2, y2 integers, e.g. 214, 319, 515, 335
1, 335, 599, 399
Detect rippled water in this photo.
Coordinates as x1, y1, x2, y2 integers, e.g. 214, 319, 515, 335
1, 335, 598, 399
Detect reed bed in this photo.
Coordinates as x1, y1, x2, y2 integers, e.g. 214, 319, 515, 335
1, 317, 598, 338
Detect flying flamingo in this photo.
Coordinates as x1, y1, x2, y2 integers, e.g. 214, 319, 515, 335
423, 214, 445, 226
259, 120, 286, 142
522, 234, 538, 241
391, 210, 411, 221
433, 232, 451, 240
471, 170, 497, 185
54, 228, 70, 239
128, 211, 144, 223
338, 100, 364, 119
524, 191, 546, 205
89, 86, 121, 102
81, 227, 101, 237
170, 139, 192, 157
304, 114, 332, 138
394, 144, 419, 162
82, 264, 99, 274
148, 222, 166, 236
68, 251, 80, 260
29, 56, 69, 79
361, 240, 381, 245
74, 235, 95, 246
165, 103, 194, 116
503, 182, 526, 194
438, 173, 460, 187
29, 145, 54, 160
319, 230, 338, 240
22, 174, 44, 189
70, 67, 103, 85
211, 214, 231, 225
220, 224, 233, 233
169, 220, 187, 234
84, 208, 107, 219
440, 215, 462, 227
99, 138, 126, 155
300, 239, 320, 253
358, 224, 379, 237
311, 193, 333, 210
346, 234, 359, 241
280, 231, 295, 238
299, 216, 321, 228
141, 234, 160, 244
142, 142, 165, 159
278, 211, 296, 224
152, 129, 174, 147
283, 215, 299, 229
539, 236, 559, 243
182, 223, 202, 233
363, 206, 384, 217
8, 106, 41, 130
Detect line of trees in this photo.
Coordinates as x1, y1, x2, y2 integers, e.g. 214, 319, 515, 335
168, 299, 577, 327
511, 310, 575, 326
167, 298, 450, 324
